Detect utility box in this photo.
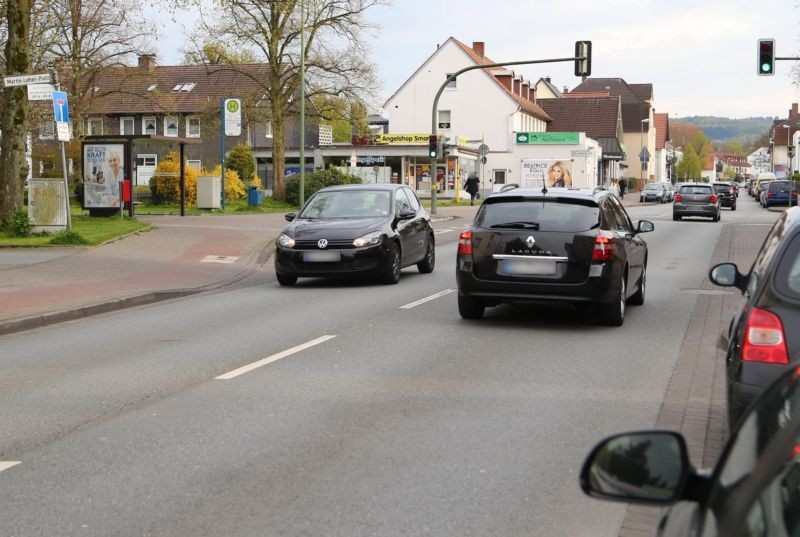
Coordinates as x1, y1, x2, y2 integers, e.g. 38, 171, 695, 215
28, 178, 67, 233
197, 175, 221, 209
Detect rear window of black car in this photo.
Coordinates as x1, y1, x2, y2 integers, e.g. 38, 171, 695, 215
679, 186, 713, 194
713, 184, 731, 193
476, 198, 600, 232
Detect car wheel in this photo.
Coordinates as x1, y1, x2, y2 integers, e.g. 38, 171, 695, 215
276, 272, 297, 286
628, 265, 645, 306
600, 274, 626, 326
732, 204, 737, 211
673, 214, 681, 221
458, 294, 485, 319
714, 212, 720, 222
382, 242, 401, 284
416, 235, 435, 273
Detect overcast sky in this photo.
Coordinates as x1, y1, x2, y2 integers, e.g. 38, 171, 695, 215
153, 0, 800, 119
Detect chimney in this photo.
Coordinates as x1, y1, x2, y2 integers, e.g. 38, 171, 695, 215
472, 41, 485, 58
138, 54, 156, 72
792, 103, 798, 119
563, 86, 569, 94
523, 82, 530, 100
545, 76, 551, 83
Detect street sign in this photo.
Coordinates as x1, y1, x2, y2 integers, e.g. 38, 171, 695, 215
639, 146, 650, 163
27, 83, 55, 101
478, 143, 489, 156
3, 73, 51, 87
223, 98, 242, 137
571, 150, 589, 157
52, 91, 69, 123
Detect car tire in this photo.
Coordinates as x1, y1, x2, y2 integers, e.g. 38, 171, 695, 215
417, 235, 435, 273
458, 294, 485, 319
628, 266, 645, 306
382, 242, 401, 284
673, 214, 681, 221
732, 204, 737, 211
600, 274, 626, 326
276, 272, 297, 286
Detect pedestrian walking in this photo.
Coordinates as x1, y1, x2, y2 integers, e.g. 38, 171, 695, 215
618, 178, 627, 199
464, 172, 480, 205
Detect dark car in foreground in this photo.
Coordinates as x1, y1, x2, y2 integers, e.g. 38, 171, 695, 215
762, 180, 798, 208
456, 186, 653, 325
580, 362, 800, 537
640, 183, 668, 203
709, 206, 800, 428
274, 184, 435, 286
712, 181, 737, 210
672, 183, 720, 221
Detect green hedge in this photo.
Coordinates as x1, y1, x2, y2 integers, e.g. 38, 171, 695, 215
284, 167, 363, 206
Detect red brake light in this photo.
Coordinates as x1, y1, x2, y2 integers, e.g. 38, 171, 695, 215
458, 230, 473, 255
674, 194, 682, 202
742, 307, 789, 364
768, 191, 775, 198
709, 195, 718, 203
592, 232, 616, 261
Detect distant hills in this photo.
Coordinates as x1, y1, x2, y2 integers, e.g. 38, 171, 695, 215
677, 116, 775, 143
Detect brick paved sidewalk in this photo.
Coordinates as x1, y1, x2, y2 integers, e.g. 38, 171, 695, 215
619, 222, 771, 536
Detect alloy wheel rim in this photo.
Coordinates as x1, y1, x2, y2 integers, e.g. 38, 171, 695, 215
620, 278, 626, 318
392, 249, 400, 277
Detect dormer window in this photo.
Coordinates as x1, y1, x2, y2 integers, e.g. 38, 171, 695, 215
172, 83, 196, 92
147, 84, 158, 91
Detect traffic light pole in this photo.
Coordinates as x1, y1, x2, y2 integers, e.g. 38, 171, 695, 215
429, 54, 586, 214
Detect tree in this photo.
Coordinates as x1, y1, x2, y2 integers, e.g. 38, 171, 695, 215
314, 94, 371, 142
182, 42, 258, 65
0, 0, 31, 223
227, 143, 255, 184
676, 144, 702, 179
189, 0, 387, 200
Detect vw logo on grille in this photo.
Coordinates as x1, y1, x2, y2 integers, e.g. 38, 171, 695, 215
317, 239, 328, 249
525, 236, 536, 248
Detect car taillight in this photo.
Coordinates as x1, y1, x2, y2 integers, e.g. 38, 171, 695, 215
742, 307, 789, 364
768, 191, 775, 198
458, 231, 473, 255
592, 232, 616, 261
674, 194, 682, 202
792, 192, 797, 197
709, 195, 718, 203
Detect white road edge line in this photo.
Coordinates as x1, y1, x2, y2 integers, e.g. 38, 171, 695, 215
0, 461, 21, 473
400, 289, 455, 309
215, 335, 337, 380
433, 229, 454, 235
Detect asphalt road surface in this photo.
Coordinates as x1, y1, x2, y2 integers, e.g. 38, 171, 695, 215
0, 198, 780, 536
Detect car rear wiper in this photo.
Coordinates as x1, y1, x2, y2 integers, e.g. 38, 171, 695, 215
490, 221, 540, 229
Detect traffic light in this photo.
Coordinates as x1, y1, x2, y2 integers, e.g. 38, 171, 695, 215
574, 41, 592, 77
757, 38, 775, 76
439, 136, 452, 158
428, 135, 438, 158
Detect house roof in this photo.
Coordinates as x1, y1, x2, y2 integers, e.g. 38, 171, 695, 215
654, 113, 669, 149
563, 91, 609, 98
535, 77, 562, 98
82, 64, 270, 115
630, 83, 653, 101
538, 96, 621, 138
771, 120, 800, 145
571, 77, 652, 132
452, 38, 550, 121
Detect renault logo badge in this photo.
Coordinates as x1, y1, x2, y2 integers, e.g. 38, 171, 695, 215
318, 239, 328, 249
525, 236, 536, 248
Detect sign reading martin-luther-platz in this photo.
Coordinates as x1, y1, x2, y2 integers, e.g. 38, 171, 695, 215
2, 73, 52, 87
515, 132, 580, 145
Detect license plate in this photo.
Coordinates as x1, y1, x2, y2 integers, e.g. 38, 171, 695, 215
500, 258, 557, 276
304, 251, 341, 262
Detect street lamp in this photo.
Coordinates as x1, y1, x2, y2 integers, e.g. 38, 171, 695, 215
640, 118, 649, 184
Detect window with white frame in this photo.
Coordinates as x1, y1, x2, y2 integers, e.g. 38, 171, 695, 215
265, 122, 273, 138
438, 110, 451, 130
445, 73, 456, 90
186, 117, 200, 138
186, 160, 201, 171
142, 116, 156, 135
164, 116, 178, 137
120, 117, 134, 135
87, 117, 103, 135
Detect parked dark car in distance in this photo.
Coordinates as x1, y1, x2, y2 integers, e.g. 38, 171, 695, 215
580, 362, 800, 537
709, 206, 800, 428
763, 180, 798, 208
673, 183, 721, 221
274, 184, 435, 286
456, 186, 653, 325
712, 181, 737, 211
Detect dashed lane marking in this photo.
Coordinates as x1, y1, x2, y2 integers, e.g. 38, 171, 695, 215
0, 461, 21, 473
201, 255, 240, 264
215, 335, 337, 380
433, 229, 455, 235
400, 289, 455, 309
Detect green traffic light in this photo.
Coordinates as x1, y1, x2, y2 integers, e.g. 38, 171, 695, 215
761, 62, 772, 72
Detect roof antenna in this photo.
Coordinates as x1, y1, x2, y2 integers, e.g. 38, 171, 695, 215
541, 183, 548, 195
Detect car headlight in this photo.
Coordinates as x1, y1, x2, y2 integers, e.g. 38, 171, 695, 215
278, 233, 295, 248
353, 231, 382, 247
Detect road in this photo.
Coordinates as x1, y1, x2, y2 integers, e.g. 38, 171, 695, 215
0, 197, 780, 536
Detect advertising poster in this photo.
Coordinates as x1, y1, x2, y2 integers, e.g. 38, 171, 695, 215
521, 159, 573, 188
83, 144, 124, 208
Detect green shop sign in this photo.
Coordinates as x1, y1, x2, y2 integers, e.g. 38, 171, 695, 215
515, 132, 580, 145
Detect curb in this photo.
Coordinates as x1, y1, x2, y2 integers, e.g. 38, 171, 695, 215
0, 238, 276, 337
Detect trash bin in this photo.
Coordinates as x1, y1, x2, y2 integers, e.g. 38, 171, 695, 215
248, 186, 263, 206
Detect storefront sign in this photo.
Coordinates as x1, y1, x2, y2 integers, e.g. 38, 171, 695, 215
356, 156, 385, 165
373, 133, 431, 145
516, 132, 580, 145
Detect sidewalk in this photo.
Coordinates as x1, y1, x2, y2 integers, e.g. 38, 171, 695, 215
0, 207, 467, 336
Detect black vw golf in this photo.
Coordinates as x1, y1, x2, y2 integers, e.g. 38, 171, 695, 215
456, 187, 653, 325
274, 184, 435, 286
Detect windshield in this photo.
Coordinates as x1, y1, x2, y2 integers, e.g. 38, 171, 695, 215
299, 190, 391, 219
644, 185, 661, 191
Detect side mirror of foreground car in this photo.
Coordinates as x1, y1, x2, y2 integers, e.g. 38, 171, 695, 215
397, 210, 416, 220
635, 220, 655, 233
285, 212, 296, 222
580, 431, 692, 505
709, 262, 747, 292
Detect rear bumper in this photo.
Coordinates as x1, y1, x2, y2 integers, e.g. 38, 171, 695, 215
727, 361, 790, 426
673, 203, 718, 217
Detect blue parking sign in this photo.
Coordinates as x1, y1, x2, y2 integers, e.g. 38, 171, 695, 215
52, 91, 69, 123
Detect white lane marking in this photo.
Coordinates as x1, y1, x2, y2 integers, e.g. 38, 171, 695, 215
215, 335, 337, 380
400, 289, 455, 309
201, 255, 239, 264
433, 228, 455, 235
0, 461, 21, 473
